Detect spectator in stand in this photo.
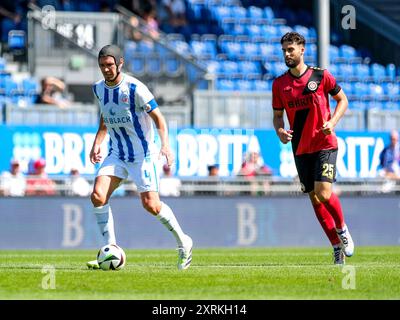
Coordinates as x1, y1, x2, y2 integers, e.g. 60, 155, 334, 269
0, 158, 26, 197
160, 0, 189, 36
379, 130, 400, 180
207, 164, 219, 178
25, 158, 57, 196
238, 151, 273, 177
238, 151, 272, 196
121, 0, 160, 41
159, 163, 181, 197
35, 76, 71, 109
67, 168, 91, 196
0, 0, 27, 43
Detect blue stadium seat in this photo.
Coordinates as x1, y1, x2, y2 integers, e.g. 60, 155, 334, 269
370, 63, 386, 81
169, 40, 192, 57
235, 79, 253, 91
386, 63, 396, 80
272, 62, 287, 76
137, 41, 155, 54
216, 78, 235, 91
258, 43, 276, 59
186, 0, 206, 22
212, 6, 232, 22
4, 78, 18, 96
263, 7, 275, 20
241, 41, 260, 59
0, 57, 6, 71
221, 60, 239, 76
219, 39, 242, 59
129, 53, 146, 76
8, 30, 25, 51
245, 24, 263, 37
340, 82, 353, 95
231, 6, 247, 21
164, 55, 182, 77
146, 54, 163, 76
368, 83, 385, 97
383, 101, 399, 111
277, 25, 293, 37
350, 100, 367, 111
383, 82, 399, 96
368, 101, 384, 110
247, 6, 264, 20
329, 45, 340, 62
338, 64, 354, 78
352, 82, 369, 96
22, 78, 38, 96
339, 44, 357, 59
238, 60, 261, 77
203, 60, 221, 75
294, 25, 309, 39
124, 41, 137, 62
190, 40, 212, 59
261, 25, 279, 40
329, 64, 339, 78
253, 80, 270, 92
353, 63, 369, 79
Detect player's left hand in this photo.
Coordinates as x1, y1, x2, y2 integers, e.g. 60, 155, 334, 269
159, 145, 174, 167
321, 121, 334, 135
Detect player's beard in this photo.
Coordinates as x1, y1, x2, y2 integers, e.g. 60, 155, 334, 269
285, 56, 301, 68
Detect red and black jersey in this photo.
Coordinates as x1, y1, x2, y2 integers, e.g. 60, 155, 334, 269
272, 66, 341, 155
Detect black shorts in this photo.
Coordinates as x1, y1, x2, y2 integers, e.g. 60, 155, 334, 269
294, 149, 338, 193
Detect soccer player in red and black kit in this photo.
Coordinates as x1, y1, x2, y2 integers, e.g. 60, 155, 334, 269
272, 32, 354, 264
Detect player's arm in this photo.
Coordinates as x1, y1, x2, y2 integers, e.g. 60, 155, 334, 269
273, 109, 293, 144
90, 115, 107, 164
149, 108, 174, 166
321, 89, 348, 135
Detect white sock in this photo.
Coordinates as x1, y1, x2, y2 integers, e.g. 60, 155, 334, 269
156, 202, 186, 246
93, 204, 116, 245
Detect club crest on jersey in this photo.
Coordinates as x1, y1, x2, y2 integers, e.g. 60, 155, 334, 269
121, 94, 129, 103
307, 81, 318, 92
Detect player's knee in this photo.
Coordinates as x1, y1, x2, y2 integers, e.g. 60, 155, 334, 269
91, 190, 107, 207
315, 189, 332, 203
142, 199, 161, 215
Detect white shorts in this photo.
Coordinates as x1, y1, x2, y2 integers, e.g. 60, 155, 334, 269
97, 154, 160, 193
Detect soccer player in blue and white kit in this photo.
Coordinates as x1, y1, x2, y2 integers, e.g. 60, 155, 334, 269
87, 45, 193, 270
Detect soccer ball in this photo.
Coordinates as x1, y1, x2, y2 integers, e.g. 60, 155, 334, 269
97, 244, 126, 271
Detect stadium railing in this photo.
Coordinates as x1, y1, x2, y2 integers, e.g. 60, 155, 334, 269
1, 175, 399, 197
3, 103, 99, 126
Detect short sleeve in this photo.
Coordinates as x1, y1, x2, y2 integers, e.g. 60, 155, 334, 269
324, 69, 341, 96
135, 84, 158, 113
272, 80, 284, 110
92, 84, 100, 101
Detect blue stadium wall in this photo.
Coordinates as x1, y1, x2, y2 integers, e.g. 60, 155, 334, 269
0, 196, 399, 249
0, 125, 390, 179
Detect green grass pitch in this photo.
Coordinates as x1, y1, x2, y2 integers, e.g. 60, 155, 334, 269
0, 247, 399, 300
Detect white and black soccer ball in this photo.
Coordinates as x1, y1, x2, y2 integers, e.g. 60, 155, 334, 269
97, 244, 126, 271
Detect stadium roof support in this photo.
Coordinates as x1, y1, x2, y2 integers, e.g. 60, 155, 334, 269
315, 0, 330, 69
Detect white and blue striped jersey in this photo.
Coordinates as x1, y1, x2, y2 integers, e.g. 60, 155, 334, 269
93, 73, 159, 162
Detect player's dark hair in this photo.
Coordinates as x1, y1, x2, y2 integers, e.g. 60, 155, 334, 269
98, 44, 123, 66
98, 44, 123, 80
280, 32, 306, 46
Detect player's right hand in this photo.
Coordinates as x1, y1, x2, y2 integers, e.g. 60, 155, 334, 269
278, 129, 293, 144
90, 144, 102, 164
